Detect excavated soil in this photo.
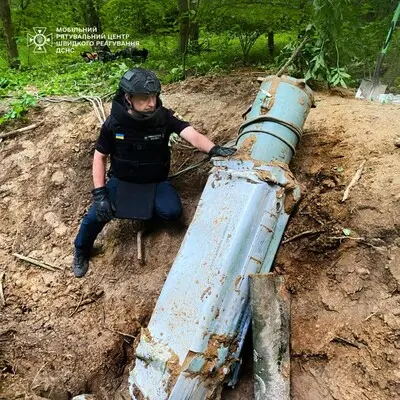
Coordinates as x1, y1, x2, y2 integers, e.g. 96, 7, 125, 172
0, 75, 399, 400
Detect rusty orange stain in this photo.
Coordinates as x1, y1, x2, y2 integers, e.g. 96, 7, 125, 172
200, 286, 211, 301
234, 275, 242, 291
249, 256, 262, 265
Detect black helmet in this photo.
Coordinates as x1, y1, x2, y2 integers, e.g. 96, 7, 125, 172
119, 68, 161, 96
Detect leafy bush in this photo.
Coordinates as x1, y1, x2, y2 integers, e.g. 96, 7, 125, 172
0, 93, 38, 125
276, 20, 354, 88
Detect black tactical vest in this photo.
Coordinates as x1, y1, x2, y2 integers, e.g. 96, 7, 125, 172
109, 96, 171, 183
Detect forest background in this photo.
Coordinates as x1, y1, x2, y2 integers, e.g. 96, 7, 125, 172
0, 0, 399, 125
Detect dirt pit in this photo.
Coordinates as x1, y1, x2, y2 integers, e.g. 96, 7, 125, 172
0, 75, 399, 400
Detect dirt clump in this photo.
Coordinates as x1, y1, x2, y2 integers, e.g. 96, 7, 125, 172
0, 75, 399, 399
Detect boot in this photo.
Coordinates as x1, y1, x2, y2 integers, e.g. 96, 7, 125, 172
73, 250, 89, 278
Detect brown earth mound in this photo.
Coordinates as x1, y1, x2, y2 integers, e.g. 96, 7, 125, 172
0, 75, 399, 399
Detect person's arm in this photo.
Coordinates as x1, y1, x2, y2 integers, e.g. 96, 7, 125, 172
93, 150, 108, 188
168, 109, 235, 156
93, 117, 113, 188
180, 126, 236, 157
179, 126, 215, 153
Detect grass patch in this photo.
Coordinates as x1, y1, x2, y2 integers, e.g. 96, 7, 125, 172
0, 31, 295, 125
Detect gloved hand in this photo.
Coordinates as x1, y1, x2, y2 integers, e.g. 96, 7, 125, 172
208, 145, 236, 157
91, 186, 115, 222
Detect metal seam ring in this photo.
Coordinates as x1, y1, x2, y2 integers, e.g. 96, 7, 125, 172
235, 129, 296, 155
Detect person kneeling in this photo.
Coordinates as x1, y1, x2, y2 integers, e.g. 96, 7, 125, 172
73, 68, 235, 278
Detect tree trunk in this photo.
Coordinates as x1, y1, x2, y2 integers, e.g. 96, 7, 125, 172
268, 31, 274, 55
178, 0, 190, 55
189, 21, 199, 46
84, 0, 102, 33
0, 0, 20, 68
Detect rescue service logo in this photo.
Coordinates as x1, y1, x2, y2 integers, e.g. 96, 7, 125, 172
26, 26, 139, 55
27, 27, 52, 53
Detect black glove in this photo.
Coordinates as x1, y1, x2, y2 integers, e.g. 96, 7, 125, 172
208, 145, 236, 157
92, 186, 115, 222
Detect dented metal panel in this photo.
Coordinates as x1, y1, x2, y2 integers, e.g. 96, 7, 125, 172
129, 75, 313, 399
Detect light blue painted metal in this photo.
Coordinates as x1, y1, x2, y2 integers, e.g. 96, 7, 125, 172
129, 75, 314, 399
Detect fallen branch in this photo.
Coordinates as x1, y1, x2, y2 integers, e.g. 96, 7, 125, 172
0, 121, 43, 140
13, 253, 58, 272
276, 34, 309, 77
176, 142, 195, 150
327, 236, 365, 241
69, 290, 104, 316
282, 229, 325, 244
169, 139, 233, 180
341, 160, 366, 202
328, 236, 386, 252
331, 336, 360, 349
69, 292, 84, 318
104, 326, 137, 340
0, 272, 5, 307
365, 311, 379, 321
176, 157, 191, 172
168, 156, 209, 179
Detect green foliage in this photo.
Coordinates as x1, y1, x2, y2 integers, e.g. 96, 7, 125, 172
307, 0, 400, 85
100, 0, 177, 35
0, 93, 38, 125
277, 33, 353, 87
0, 58, 134, 97
276, 0, 400, 87
1, 0, 400, 96
10, 0, 85, 34
201, 0, 303, 62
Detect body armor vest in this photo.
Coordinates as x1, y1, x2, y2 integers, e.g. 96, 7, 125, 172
110, 105, 170, 183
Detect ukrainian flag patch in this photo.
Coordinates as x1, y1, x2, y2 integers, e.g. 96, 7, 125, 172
115, 133, 125, 140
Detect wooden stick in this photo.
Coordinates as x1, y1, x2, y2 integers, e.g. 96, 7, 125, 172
276, 35, 309, 77
176, 142, 195, 150
168, 157, 209, 179
0, 121, 43, 140
105, 326, 137, 339
69, 293, 103, 316
327, 236, 365, 241
14, 252, 62, 270
137, 230, 144, 264
69, 292, 84, 318
365, 311, 379, 321
282, 229, 325, 244
13, 253, 57, 272
46, 262, 64, 271
331, 336, 360, 349
176, 157, 191, 172
0, 272, 5, 307
341, 160, 366, 202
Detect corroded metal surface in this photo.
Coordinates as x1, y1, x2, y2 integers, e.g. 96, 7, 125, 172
249, 274, 291, 400
129, 75, 313, 399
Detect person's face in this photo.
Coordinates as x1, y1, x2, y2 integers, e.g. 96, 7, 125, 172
127, 94, 157, 112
